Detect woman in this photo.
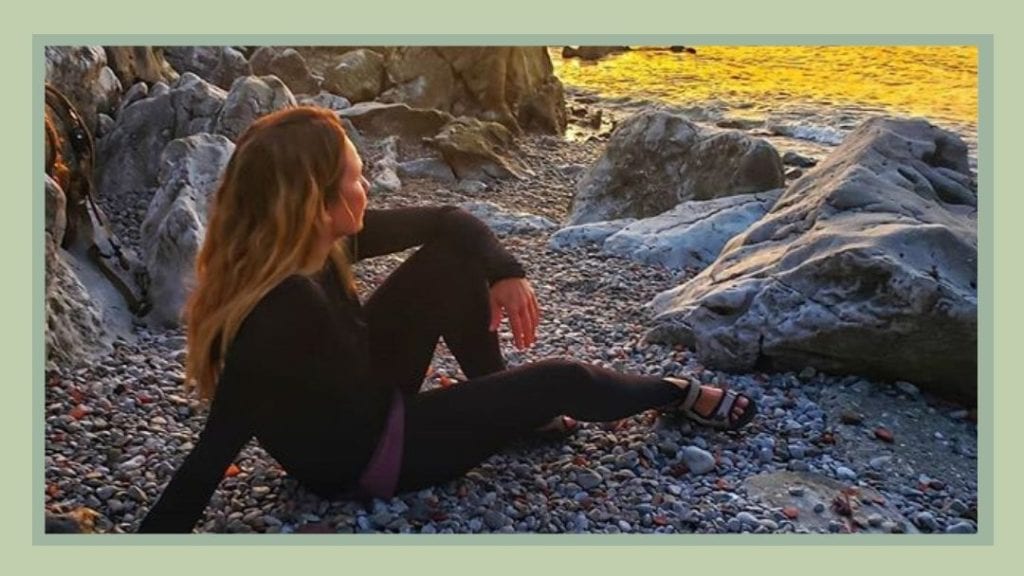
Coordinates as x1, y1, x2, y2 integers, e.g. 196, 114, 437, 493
137, 107, 756, 533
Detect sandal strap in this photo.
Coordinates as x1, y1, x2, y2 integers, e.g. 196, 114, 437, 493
715, 391, 738, 422
678, 378, 702, 413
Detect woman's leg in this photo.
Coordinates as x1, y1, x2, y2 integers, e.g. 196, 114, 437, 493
364, 239, 506, 396
396, 358, 682, 492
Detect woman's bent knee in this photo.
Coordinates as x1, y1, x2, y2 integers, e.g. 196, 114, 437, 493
531, 358, 593, 387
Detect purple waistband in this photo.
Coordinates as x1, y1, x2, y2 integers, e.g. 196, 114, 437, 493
352, 391, 405, 500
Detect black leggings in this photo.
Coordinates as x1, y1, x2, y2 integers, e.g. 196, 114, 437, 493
363, 240, 683, 493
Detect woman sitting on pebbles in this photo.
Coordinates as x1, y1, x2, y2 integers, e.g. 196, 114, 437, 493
138, 106, 757, 533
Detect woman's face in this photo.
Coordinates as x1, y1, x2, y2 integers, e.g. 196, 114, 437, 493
326, 137, 369, 238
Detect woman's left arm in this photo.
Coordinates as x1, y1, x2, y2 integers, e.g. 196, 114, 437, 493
348, 206, 527, 285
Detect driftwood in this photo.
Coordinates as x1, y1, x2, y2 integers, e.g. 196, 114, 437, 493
44, 84, 151, 317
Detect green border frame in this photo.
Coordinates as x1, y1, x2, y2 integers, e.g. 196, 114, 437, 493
33, 34, 992, 546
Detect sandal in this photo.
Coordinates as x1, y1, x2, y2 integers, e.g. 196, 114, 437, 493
661, 376, 757, 431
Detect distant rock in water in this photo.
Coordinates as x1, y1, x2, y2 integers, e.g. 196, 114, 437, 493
669, 46, 698, 54
562, 46, 631, 61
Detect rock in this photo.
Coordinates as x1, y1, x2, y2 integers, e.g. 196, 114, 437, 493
561, 46, 630, 61
782, 151, 817, 168
836, 467, 857, 481
44, 175, 67, 243
875, 427, 895, 443
214, 75, 297, 141
44, 234, 116, 366
945, 521, 975, 534
297, 92, 352, 112
140, 134, 235, 328
679, 446, 715, 475
396, 158, 457, 184
894, 381, 921, 396
104, 46, 178, 88
323, 49, 385, 103
45, 46, 123, 134
594, 190, 782, 271
162, 46, 251, 90
456, 179, 489, 195
116, 82, 148, 116
95, 73, 226, 210
458, 201, 557, 236
840, 410, 864, 425
569, 110, 784, 225
647, 117, 977, 403
427, 117, 534, 181
128, 485, 148, 502
570, 468, 602, 490
339, 102, 454, 141
483, 509, 510, 531
798, 366, 817, 381
716, 118, 763, 130
267, 48, 320, 95
869, 455, 892, 469
548, 219, 636, 251
914, 511, 939, 531
382, 47, 566, 134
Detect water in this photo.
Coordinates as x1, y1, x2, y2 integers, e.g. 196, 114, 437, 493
550, 46, 978, 168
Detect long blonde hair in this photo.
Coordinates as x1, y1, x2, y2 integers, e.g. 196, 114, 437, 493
183, 106, 357, 401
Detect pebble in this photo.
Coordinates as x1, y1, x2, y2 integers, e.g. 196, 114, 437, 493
914, 511, 939, 531
576, 469, 603, 490
680, 446, 715, 475
945, 521, 975, 534
869, 456, 892, 469
836, 466, 857, 481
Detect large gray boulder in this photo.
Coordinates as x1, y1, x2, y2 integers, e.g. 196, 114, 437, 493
323, 49, 385, 103
45, 234, 109, 367
95, 73, 226, 210
552, 191, 782, 271
213, 75, 296, 141
569, 109, 784, 225
162, 46, 251, 90
45, 46, 122, 134
249, 47, 320, 95
140, 134, 235, 328
647, 117, 977, 402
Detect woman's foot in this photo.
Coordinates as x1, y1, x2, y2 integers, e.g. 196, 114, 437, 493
661, 376, 757, 431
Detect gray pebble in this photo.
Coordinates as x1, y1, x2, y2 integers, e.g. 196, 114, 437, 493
945, 521, 975, 534
836, 466, 857, 481
680, 446, 715, 475
914, 511, 939, 531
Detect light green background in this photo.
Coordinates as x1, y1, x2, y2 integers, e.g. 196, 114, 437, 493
5, 0, 1016, 573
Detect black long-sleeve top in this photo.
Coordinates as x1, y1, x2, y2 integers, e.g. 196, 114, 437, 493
137, 206, 526, 533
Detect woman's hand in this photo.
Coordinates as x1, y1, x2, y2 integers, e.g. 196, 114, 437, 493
488, 277, 540, 350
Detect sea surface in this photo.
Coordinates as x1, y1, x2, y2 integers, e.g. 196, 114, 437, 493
550, 46, 978, 169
